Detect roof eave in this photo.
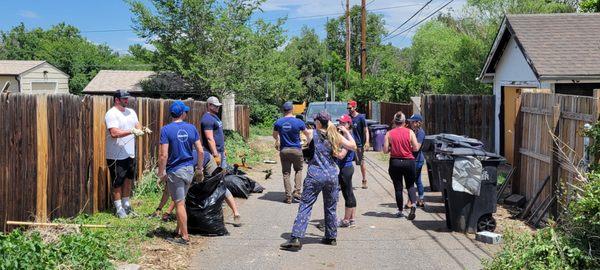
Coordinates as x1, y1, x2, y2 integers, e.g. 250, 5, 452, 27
539, 75, 600, 81
479, 17, 509, 80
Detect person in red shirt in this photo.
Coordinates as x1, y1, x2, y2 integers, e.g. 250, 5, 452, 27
383, 111, 421, 220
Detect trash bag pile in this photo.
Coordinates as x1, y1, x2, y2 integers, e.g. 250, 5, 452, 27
186, 168, 229, 236
223, 171, 265, 199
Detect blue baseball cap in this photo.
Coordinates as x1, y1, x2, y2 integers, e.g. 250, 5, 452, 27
170, 100, 190, 117
282, 101, 293, 111
407, 114, 423, 122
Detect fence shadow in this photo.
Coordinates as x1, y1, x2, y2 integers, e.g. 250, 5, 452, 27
257, 191, 293, 203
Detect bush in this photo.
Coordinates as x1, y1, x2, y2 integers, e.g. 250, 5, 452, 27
250, 103, 279, 125
0, 229, 113, 270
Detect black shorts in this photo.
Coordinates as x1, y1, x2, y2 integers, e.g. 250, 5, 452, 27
107, 157, 136, 188
354, 147, 364, 165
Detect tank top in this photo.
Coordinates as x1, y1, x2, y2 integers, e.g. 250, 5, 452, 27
307, 130, 340, 180
388, 127, 415, 159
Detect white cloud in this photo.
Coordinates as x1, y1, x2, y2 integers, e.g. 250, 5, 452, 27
19, 10, 39, 19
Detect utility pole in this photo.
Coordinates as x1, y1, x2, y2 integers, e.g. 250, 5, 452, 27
345, 0, 351, 76
360, 0, 367, 79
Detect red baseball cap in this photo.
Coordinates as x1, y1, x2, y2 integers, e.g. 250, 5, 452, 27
339, 114, 352, 124
348, 100, 357, 107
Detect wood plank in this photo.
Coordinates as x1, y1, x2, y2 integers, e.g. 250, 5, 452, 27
561, 111, 595, 122
36, 95, 49, 221
519, 148, 552, 164
521, 106, 552, 116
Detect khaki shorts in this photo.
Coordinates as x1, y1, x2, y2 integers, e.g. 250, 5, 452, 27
167, 166, 194, 202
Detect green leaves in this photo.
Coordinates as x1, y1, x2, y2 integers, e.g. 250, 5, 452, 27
580, 0, 600, 12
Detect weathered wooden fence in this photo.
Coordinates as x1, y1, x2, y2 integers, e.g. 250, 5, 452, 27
378, 101, 413, 126
513, 90, 600, 214
1, 93, 250, 231
421, 95, 496, 152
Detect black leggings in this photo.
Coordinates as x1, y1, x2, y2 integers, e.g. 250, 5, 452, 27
388, 158, 418, 211
338, 166, 357, 208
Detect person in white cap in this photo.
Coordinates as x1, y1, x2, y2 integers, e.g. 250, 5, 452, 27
201, 96, 227, 169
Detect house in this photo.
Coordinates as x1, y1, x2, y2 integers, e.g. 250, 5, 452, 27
0, 60, 70, 94
478, 13, 600, 163
82, 70, 156, 96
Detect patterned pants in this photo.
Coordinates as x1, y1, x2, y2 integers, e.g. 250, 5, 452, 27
291, 175, 339, 239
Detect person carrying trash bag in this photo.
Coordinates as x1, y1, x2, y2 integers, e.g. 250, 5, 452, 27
280, 111, 357, 251
186, 167, 230, 236
157, 100, 205, 245
383, 111, 421, 220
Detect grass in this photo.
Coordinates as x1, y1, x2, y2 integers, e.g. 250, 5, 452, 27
225, 126, 277, 166
250, 123, 273, 137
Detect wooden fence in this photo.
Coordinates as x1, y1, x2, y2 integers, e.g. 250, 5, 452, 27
421, 95, 495, 152
513, 90, 599, 214
1, 93, 250, 231
379, 101, 413, 127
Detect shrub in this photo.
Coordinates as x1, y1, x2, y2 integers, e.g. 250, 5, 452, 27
250, 103, 279, 125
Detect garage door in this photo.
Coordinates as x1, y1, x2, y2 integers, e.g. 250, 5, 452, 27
31, 82, 57, 93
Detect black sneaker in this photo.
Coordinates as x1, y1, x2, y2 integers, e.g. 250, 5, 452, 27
280, 237, 302, 250
407, 207, 416, 220
321, 238, 337, 246
166, 237, 190, 246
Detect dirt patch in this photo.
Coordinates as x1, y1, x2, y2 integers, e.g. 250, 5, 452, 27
494, 205, 535, 234
137, 236, 208, 270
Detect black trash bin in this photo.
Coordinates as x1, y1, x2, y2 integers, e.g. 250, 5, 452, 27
439, 150, 504, 233
423, 134, 505, 233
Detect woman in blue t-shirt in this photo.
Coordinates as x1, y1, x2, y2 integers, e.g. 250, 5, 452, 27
336, 115, 357, 227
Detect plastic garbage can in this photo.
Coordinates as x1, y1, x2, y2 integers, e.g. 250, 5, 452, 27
369, 124, 389, 152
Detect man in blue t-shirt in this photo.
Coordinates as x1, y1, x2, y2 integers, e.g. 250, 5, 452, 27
158, 100, 204, 245
408, 114, 426, 208
201, 96, 227, 169
348, 100, 370, 189
273, 101, 310, 204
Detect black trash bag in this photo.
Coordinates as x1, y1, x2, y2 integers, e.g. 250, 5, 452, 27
224, 174, 251, 199
186, 168, 229, 236
223, 174, 266, 198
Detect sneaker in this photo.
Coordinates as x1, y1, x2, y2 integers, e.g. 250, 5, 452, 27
292, 192, 302, 201
407, 207, 416, 221
284, 197, 292, 204
321, 238, 337, 246
417, 200, 425, 208
124, 206, 138, 217
395, 211, 405, 218
280, 238, 302, 250
349, 219, 356, 227
233, 215, 242, 227
338, 219, 351, 228
167, 237, 190, 246
116, 208, 128, 219
361, 181, 368, 189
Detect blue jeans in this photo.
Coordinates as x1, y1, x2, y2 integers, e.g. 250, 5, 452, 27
415, 160, 424, 199
219, 152, 228, 169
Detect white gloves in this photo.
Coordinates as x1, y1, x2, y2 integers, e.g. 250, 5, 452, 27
142, 127, 152, 134
131, 128, 145, 137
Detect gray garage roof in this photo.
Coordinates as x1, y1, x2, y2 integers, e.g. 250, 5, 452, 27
0, 60, 46, 75
83, 70, 156, 94
480, 13, 600, 81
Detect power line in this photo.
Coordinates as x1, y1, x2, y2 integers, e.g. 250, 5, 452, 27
384, 0, 454, 41
382, 0, 433, 39
79, 3, 424, 34
366, 0, 376, 7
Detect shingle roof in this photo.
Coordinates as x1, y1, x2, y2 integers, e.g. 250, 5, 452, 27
507, 13, 600, 79
83, 70, 156, 93
0, 60, 45, 75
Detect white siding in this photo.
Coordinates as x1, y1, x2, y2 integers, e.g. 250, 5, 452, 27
492, 37, 540, 153
0, 76, 19, 92
19, 63, 69, 93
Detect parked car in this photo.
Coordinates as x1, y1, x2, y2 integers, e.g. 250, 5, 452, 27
304, 101, 379, 127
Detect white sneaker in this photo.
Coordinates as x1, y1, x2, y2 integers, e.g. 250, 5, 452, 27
116, 208, 128, 219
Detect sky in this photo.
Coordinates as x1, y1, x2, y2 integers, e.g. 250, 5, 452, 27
0, 0, 467, 54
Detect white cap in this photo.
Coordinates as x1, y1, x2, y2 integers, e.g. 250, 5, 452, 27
207, 96, 222, 106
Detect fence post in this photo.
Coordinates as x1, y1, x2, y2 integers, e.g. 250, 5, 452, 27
222, 93, 235, 131
36, 95, 49, 222
550, 97, 561, 218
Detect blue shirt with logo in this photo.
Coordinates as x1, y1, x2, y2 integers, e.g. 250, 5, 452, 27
413, 127, 426, 162
201, 112, 225, 153
273, 117, 306, 149
160, 121, 200, 173
351, 113, 367, 147
337, 150, 355, 168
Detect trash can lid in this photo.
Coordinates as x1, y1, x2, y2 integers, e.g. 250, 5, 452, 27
369, 124, 389, 129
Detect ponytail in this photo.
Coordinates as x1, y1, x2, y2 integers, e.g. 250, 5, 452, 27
325, 121, 342, 156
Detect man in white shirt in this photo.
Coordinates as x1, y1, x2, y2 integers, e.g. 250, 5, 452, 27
105, 90, 145, 218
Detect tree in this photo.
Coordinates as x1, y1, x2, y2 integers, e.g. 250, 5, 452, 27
0, 23, 138, 93
580, 0, 600, 12
283, 27, 327, 102
325, 5, 386, 73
